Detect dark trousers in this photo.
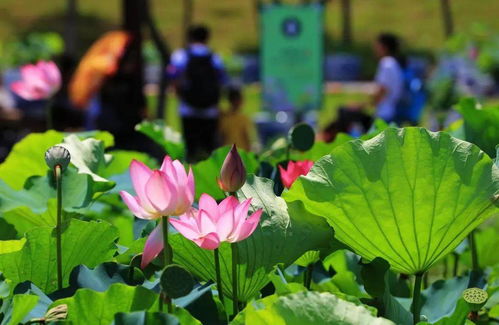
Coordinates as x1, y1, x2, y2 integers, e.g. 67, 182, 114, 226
182, 117, 219, 162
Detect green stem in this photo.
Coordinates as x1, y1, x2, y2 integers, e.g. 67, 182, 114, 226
304, 264, 314, 290
162, 216, 172, 265
55, 165, 63, 291
161, 216, 173, 313
452, 252, 459, 277
286, 144, 291, 162
443, 256, 448, 278
231, 243, 239, 315
412, 273, 424, 325
468, 231, 479, 272
214, 248, 225, 304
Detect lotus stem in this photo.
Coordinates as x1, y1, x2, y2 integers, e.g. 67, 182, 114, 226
55, 165, 63, 291
443, 256, 448, 278
231, 243, 239, 315
161, 216, 173, 313
304, 264, 314, 290
214, 248, 225, 304
412, 273, 424, 325
468, 231, 479, 272
453, 252, 459, 277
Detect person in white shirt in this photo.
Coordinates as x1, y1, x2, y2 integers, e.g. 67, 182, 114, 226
372, 33, 405, 123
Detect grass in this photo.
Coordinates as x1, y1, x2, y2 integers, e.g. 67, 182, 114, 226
1, 0, 499, 54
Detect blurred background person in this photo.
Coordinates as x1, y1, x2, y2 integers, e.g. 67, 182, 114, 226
219, 86, 255, 151
168, 24, 227, 161
372, 33, 405, 123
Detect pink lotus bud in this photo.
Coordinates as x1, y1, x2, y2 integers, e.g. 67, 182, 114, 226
217, 144, 246, 192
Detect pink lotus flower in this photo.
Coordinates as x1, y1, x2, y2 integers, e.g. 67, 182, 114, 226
120, 156, 195, 220
11, 61, 61, 101
278, 160, 314, 189
170, 194, 263, 250
217, 144, 246, 192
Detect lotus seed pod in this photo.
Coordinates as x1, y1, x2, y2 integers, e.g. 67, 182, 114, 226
45, 146, 71, 171
463, 287, 488, 312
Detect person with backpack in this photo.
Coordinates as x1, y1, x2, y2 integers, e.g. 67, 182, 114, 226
169, 25, 227, 161
372, 33, 405, 124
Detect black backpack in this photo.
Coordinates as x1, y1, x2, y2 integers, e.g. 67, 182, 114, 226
178, 50, 221, 109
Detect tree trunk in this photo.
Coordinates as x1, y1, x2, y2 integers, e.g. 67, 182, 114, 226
440, 0, 454, 38
340, 0, 352, 45
144, 0, 171, 119
64, 0, 78, 56
182, 0, 194, 46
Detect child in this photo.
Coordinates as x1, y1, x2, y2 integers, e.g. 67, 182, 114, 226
219, 86, 254, 151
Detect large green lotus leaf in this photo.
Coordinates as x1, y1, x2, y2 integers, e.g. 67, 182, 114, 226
135, 120, 185, 160
0, 239, 25, 254
60, 134, 115, 192
0, 131, 114, 191
191, 146, 259, 200
170, 175, 331, 301
114, 310, 201, 325
232, 291, 395, 325
0, 219, 118, 293
417, 298, 471, 325
457, 98, 499, 158
284, 127, 499, 274
0, 130, 63, 190
0, 294, 39, 325
49, 283, 158, 325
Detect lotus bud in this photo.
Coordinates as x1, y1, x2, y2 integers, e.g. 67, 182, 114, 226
463, 287, 488, 312
45, 146, 71, 172
218, 144, 246, 192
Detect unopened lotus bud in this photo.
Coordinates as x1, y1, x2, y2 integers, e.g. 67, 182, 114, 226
463, 287, 488, 312
45, 146, 71, 171
217, 144, 246, 192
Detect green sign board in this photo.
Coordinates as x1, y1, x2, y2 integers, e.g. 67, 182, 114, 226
261, 4, 324, 112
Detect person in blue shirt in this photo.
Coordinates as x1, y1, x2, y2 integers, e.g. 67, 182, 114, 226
372, 33, 405, 123
168, 25, 227, 161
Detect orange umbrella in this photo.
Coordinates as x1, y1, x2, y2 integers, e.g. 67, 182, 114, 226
69, 31, 131, 109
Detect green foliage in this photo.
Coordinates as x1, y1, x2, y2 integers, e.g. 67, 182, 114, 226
0, 32, 63, 67
135, 120, 185, 160
170, 175, 331, 301
232, 291, 395, 325
284, 127, 499, 274
461, 227, 499, 269
0, 220, 118, 293
114, 310, 201, 325
0, 294, 39, 325
0, 131, 64, 190
50, 283, 158, 325
457, 98, 499, 158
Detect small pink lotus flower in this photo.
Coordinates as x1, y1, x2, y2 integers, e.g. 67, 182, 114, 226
217, 144, 246, 192
278, 160, 314, 189
171, 194, 263, 250
11, 61, 61, 101
120, 156, 195, 220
